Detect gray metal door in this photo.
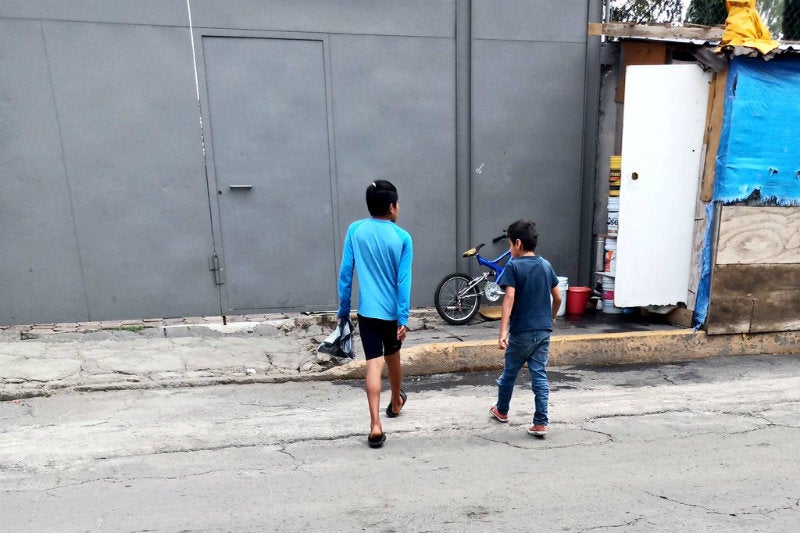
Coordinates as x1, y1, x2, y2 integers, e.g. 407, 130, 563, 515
202, 37, 337, 312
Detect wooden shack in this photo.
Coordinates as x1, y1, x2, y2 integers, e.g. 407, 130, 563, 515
590, 23, 800, 335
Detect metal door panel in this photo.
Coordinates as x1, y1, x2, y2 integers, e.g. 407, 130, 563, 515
329, 34, 456, 308
471, 40, 586, 283
0, 19, 88, 324
203, 37, 336, 311
39, 21, 220, 320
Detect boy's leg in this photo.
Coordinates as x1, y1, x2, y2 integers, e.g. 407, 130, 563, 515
359, 315, 390, 437
527, 333, 550, 426
365, 357, 385, 437
385, 350, 404, 414
495, 339, 529, 414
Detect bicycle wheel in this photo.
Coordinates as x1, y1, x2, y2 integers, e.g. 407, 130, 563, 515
434, 273, 481, 325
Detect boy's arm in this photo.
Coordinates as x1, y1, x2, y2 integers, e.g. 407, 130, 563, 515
337, 231, 355, 318
396, 235, 413, 327
498, 286, 515, 349
550, 285, 562, 326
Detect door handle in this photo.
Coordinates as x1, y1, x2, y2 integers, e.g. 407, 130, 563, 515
229, 184, 253, 190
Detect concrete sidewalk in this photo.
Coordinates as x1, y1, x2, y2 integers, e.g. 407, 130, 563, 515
1, 308, 797, 401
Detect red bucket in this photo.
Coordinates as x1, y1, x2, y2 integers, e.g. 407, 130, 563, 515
566, 287, 592, 315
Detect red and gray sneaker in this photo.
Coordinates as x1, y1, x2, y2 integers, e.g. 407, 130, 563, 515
527, 424, 547, 436
489, 406, 508, 423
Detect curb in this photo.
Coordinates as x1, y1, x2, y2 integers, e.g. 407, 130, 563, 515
314, 329, 800, 380
2, 327, 797, 402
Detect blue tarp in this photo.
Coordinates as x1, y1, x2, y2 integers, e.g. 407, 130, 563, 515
694, 57, 800, 328
714, 58, 800, 205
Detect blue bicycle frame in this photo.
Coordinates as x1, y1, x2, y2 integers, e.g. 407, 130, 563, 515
461, 243, 512, 296
477, 249, 511, 282
434, 233, 512, 324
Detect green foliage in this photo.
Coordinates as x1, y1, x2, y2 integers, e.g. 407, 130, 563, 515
607, 0, 799, 39
783, 0, 800, 39
686, 0, 728, 25
115, 325, 146, 333
610, 0, 686, 23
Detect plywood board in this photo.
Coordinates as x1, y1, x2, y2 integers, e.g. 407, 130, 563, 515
707, 264, 800, 334
716, 207, 800, 265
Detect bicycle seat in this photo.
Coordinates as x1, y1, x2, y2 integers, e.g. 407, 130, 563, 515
462, 243, 485, 257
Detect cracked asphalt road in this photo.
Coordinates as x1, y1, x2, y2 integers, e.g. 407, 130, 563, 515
1, 354, 799, 532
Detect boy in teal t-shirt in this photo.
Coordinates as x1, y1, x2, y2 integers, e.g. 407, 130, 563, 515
489, 219, 561, 437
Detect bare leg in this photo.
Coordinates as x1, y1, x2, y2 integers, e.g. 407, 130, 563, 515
365, 357, 385, 437
385, 350, 404, 415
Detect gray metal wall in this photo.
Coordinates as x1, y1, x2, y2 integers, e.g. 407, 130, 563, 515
0, 0, 601, 325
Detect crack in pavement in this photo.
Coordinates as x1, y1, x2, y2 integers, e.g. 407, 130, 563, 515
475, 434, 528, 449
647, 493, 800, 520
277, 444, 301, 469
0, 476, 121, 494
0, 467, 252, 494
579, 428, 615, 441
78, 433, 369, 465
582, 408, 692, 421
579, 514, 648, 531
644, 490, 738, 516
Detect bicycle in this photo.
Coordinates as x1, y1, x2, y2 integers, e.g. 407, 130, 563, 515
434, 232, 511, 325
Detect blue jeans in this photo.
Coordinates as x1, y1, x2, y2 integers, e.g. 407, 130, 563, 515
495, 330, 550, 425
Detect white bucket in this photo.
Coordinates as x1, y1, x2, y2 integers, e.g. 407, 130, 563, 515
556, 276, 569, 317
607, 198, 620, 236
601, 277, 622, 314
604, 237, 617, 276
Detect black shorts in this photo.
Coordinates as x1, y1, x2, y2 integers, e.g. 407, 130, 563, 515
357, 314, 402, 360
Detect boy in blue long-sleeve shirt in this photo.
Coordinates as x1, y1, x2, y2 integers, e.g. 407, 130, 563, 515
338, 180, 413, 448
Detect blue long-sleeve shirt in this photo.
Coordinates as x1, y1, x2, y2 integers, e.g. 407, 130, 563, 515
337, 218, 413, 326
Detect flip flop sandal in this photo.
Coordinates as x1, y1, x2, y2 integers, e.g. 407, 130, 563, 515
367, 432, 386, 448
385, 390, 407, 418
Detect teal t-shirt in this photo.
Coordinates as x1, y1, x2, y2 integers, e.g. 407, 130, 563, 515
498, 255, 558, 334
337, 218, 413, 326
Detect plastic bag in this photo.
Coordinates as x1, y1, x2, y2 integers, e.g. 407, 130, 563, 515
317, 316, 355, 359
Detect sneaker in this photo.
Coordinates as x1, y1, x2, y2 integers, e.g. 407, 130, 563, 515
527, 424, 547, 436
489, 406, 508, 423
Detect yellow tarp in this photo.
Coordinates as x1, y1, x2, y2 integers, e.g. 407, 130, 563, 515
716, 0, 779, 55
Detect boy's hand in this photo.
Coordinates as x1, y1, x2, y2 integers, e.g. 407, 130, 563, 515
397, 325, 407, 342
498, 335, 508, 350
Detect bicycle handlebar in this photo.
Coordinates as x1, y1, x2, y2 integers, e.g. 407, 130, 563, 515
491, 231, 508, 244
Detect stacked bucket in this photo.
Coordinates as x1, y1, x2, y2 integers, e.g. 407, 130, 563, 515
603, 156, 622, 314
609, 155, 621, 197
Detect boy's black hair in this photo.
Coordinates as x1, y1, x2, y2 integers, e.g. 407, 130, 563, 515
507, 219, 538, 251
366, 180, 398, 217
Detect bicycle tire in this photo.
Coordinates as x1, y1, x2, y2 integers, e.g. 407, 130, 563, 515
434, 273, 481, 325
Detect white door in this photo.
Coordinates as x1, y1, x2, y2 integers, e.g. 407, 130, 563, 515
615, 64, 711, 307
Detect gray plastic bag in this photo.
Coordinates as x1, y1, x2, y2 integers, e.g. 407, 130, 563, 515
318, 317, 355, 359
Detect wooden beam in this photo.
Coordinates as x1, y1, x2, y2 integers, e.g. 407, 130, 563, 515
716, 207, 800, 265
588, 22, 723, 42
700, 69, 728, 202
